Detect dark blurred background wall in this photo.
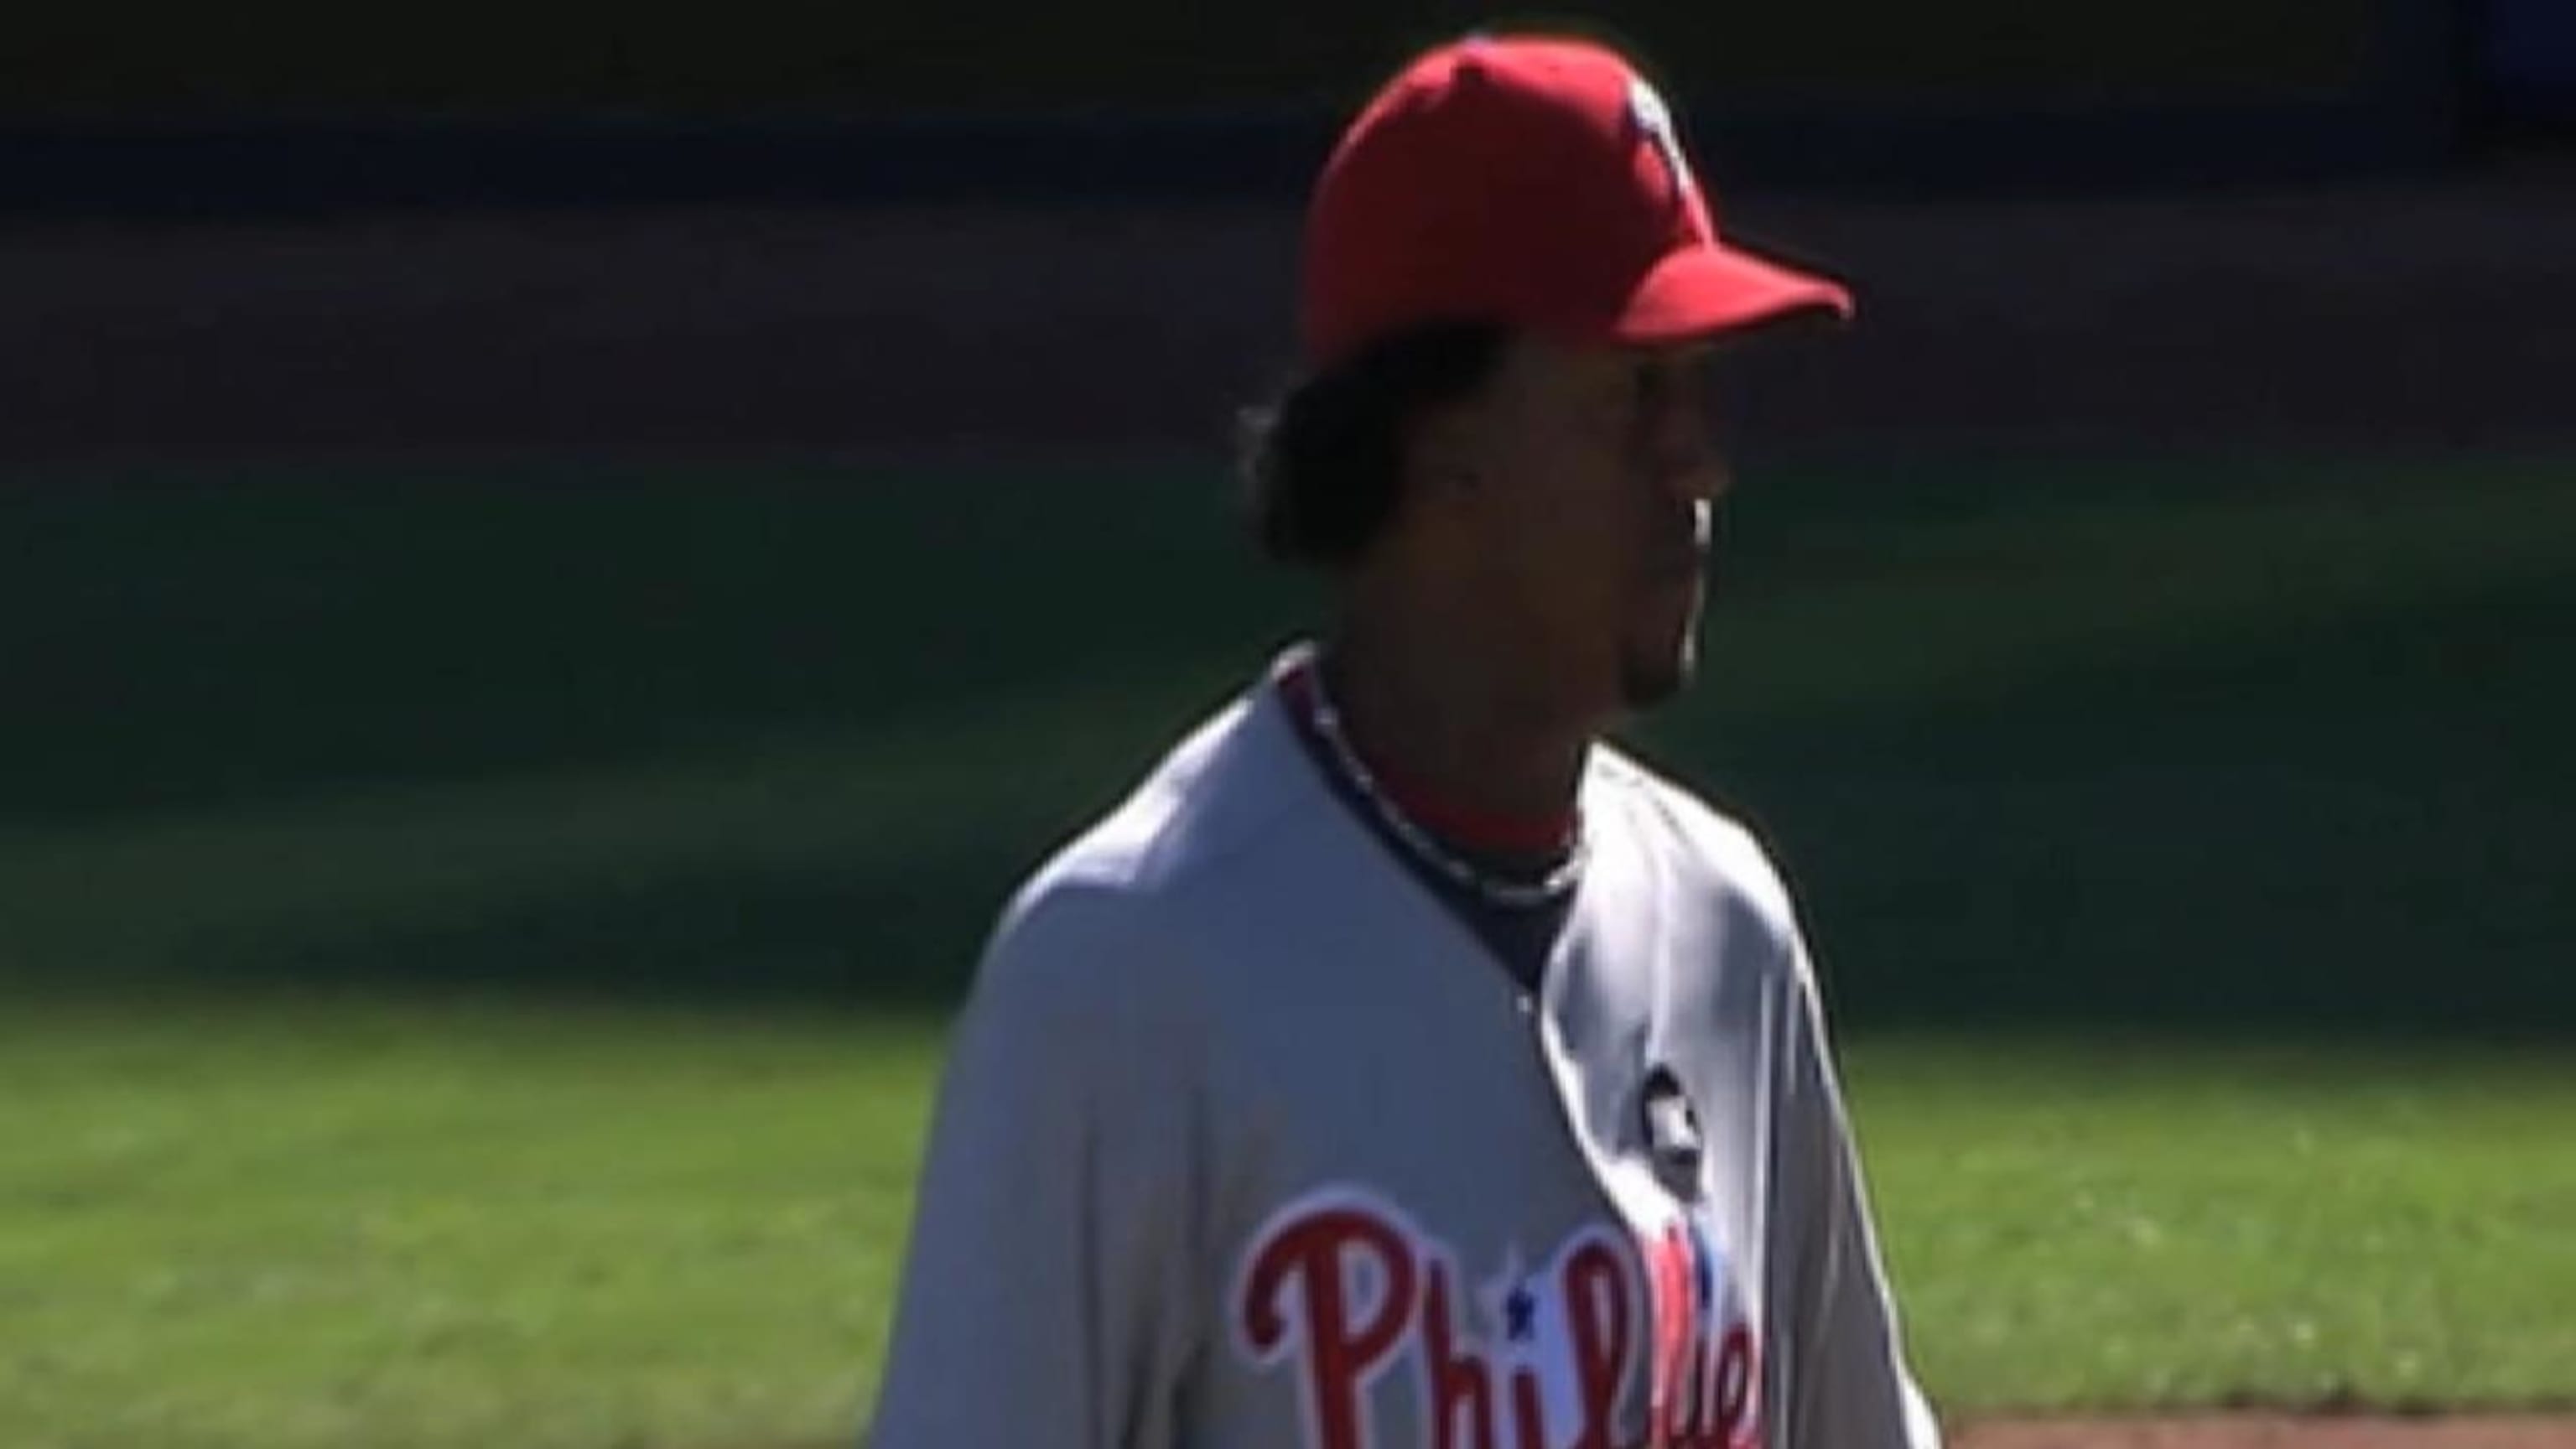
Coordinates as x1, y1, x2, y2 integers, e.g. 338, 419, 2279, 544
2483, 0, 2576, 132
8, 0, 2406, 109
8, 0, 2572, 470
0, 0, 2530, 210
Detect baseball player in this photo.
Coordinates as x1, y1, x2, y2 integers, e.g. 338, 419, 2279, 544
868, 31, 1940, 1449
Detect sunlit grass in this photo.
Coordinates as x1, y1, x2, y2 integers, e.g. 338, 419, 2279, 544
3, 1005, 2570, 1449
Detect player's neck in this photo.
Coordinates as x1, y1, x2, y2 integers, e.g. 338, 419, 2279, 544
1318, 612, 1594, 830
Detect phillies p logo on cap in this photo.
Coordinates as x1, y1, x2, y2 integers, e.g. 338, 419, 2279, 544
1627, 75, 1698, 211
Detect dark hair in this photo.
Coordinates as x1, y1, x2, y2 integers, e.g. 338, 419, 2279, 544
1238, 321, 1509, 570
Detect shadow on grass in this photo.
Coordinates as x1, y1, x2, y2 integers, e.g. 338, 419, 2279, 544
218, 856, 1010, 1015
1691, 566, 2576, 1039
19, 559, 2563, 1043
0, 466, 1301, 823
5, 459, 2570, 1040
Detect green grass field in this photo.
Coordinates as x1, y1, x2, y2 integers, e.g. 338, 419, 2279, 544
5, 1004, 2571, 1449
3, 453, 2572, 1446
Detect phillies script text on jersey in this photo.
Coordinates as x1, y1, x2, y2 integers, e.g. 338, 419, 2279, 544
1233, 1187, 1760, 1449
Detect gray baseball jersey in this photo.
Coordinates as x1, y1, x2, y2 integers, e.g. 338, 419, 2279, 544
868, 651, 1940, 1449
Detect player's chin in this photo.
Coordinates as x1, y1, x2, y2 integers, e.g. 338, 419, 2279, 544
1616, 579, 1704, 709
1617, 625, 1700, 711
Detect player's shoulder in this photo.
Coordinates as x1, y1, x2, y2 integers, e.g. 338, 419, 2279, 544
1591, 742, 1801, 943
1031, 676, 1310, 899
976, 676, 1305, 995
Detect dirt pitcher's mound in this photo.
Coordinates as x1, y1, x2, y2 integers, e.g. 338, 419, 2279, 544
1961, 1415, 2576, 1449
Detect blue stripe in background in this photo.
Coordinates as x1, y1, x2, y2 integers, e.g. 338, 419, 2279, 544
2485, 0, 2576, 122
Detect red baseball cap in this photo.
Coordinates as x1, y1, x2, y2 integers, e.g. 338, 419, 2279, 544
1301, 34, 1854, 368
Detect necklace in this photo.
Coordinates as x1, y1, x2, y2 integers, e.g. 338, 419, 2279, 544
1302, 662, 1589, 909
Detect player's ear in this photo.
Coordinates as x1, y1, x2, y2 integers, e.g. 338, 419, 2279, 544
1405, 382, 1498, 507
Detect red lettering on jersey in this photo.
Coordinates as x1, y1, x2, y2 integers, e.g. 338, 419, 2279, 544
1561, 1237, 1633, 1446
1645, 1223, 1696, 1446
1420, 1261, 1495, 1449
1506, 1365, 1548, 1449
1234, 1189, 1724, 1449
1239, 1206, 1420, 1449
1642, 1221, 1762, 1449
1704, 1322, 1758, 1449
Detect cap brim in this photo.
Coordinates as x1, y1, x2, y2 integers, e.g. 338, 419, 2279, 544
1613, 240, 1854, 346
